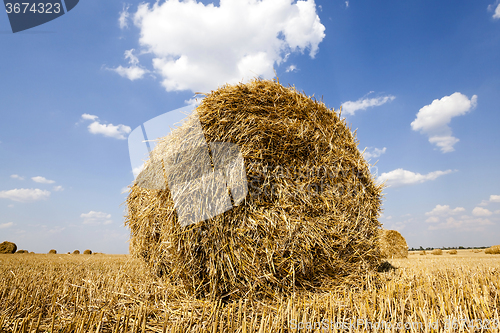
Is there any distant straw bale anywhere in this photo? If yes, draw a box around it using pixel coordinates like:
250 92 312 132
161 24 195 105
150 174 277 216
48 249 57 254
485 245 500 254
379 229 408 259
0 241 17 254
72 250 80 255
448 249 457 255
83 249 92 255
126 78 384 299
431 249 443 255
15 250 28 254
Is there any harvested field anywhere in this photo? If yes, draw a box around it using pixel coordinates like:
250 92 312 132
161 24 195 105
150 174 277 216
1 251 499 332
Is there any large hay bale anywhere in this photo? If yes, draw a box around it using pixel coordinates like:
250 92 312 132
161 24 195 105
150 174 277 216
15 250 28 254
378 229 408 259
485 245 500 254
448 249 457 255
431 249 443 255
83 249 92 255
72 250 80 255
48 249 57 254
126 78 384 299
0 241 17 254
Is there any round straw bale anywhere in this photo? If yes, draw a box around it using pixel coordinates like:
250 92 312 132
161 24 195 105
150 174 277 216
448 249 457 255
431 249 443 255
15 249 28 254
485 245 500 254
126 78 384 299
72 250 80 255
378 229 408 259
48 249 57 254
83 249 92 255
0 241 17 254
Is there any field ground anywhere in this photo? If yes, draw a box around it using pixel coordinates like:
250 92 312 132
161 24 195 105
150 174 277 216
1 250 499 332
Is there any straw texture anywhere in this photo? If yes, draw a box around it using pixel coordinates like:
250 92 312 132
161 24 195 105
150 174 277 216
126 78 384 299
379 229 408 259
0 241 17 254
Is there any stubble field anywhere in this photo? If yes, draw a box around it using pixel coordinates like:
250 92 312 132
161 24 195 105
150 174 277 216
1 250 499 332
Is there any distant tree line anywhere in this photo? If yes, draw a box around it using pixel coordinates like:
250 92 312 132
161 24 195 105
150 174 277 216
408 246 490 251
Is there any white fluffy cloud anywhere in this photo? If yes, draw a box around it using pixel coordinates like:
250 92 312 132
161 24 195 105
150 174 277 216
0 188 51 202
377 168 454 187
124 0 325 92
80 211 113 225
53 185 64 192
362 147 386 160
10 174 24 180
411 92 477 153
341 93 395 116
425 204 465 217
109 49 148 81
32 176 55 184
478 194 500 206
424 204 496 231
81 114 131 140
81 114 98 121
488 2 500 19
427 216 493 231
472 207 493 217
0 222 14 229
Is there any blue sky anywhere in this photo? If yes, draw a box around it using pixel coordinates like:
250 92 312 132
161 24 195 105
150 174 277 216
1 0 499 254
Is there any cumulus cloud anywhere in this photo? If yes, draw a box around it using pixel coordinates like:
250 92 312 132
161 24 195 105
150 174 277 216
362 147 386 160
80 114 131 140
377 168 455 187
478 194 500 206
425 204 495 231
0 188 51 202
472 207 493 217
488 2 500 19
0 222 14 229
10 174 24 180
81 114 98 121
53 185 64 192
119 4 130 29
425 204 465 217
32 176 55 184
428 216 493 231
341 93 395 116
109 49 149 81
81 211 113 225
124 0 325 92
286 65 297 72
411 92 477 153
